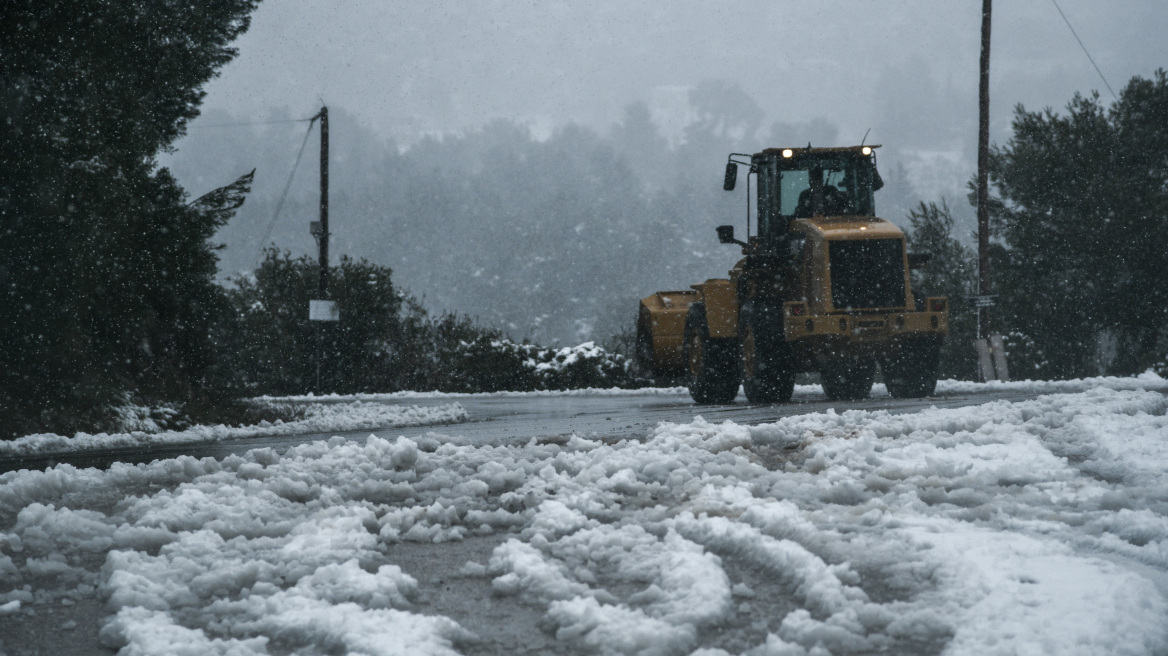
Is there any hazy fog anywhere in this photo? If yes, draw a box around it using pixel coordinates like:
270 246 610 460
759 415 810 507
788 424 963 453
162 0 1167 345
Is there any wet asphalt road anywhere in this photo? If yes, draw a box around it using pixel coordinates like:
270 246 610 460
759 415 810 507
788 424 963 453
0 387 1043 474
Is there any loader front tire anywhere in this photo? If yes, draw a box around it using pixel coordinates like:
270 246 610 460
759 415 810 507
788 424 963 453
740 301 795 404
881 337 941 398
684 304 740 404
821 356 875 401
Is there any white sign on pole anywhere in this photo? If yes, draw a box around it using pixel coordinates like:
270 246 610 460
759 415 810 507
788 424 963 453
989 334 1010 381
309 300 339 321
974 337 996 381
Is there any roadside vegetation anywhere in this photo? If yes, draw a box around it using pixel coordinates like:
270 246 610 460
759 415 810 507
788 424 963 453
3 0 1165 438
213 249 640 399
906 71 1168 381
1 1 262 437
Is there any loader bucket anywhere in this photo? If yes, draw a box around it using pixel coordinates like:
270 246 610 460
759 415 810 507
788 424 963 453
637 290 699 374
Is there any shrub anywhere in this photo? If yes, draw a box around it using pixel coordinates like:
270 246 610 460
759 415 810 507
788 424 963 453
214 250 638 396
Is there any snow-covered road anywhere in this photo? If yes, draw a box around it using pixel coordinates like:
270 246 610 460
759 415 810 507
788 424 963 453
5 375 1161 474
2 376 1168 655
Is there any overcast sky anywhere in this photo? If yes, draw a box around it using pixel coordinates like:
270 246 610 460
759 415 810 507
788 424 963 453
179 0 1165 202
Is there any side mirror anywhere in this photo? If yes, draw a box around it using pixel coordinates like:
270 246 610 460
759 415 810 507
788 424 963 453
723 162 738 191
717 225 747 247
907 252 931 269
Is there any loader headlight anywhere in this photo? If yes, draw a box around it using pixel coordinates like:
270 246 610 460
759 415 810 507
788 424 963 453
782 149 794 158
862 146 872 156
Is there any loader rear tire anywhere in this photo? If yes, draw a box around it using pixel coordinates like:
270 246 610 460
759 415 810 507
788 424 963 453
881 337 941 398
821 357 875 401
684 304 740 404
740 301 795 404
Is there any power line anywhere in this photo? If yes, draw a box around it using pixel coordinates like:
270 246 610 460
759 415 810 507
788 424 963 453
1050 0 1117 101
190 117 318 130
252 116 318 269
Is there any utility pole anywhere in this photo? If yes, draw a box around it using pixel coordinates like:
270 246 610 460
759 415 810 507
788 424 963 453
973 2 1009 381
977 0 992 339
309 106 334 393
318 106 329 302
318 106 328 393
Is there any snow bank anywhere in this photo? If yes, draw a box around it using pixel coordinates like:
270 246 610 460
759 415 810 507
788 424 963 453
254 386 692 403
3 386 1167 654
0 402 467 458
257 370 1168 403
932 369 1168 395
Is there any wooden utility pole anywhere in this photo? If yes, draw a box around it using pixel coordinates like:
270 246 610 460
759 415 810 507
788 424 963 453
305 106 337 392
977 0 992 338
972 1 1009 381
318 106 329 300
315 106 329 393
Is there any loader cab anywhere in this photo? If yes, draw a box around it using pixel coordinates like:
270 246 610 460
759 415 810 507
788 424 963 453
726 146 884 252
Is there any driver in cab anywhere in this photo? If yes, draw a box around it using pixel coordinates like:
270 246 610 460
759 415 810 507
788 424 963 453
794 167 848 217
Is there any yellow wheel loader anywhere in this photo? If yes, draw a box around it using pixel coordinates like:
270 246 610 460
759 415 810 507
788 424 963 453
637 145 948 404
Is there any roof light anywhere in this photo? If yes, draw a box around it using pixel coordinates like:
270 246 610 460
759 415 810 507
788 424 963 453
861 146 872 156
782 149 794 158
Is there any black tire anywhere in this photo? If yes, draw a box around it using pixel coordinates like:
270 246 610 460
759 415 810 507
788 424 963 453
881 337 941 398
821 356 875 401
740 301 795 404
683 304 740 404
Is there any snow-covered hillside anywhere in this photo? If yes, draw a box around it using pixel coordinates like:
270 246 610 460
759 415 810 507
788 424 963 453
2 381 1167 654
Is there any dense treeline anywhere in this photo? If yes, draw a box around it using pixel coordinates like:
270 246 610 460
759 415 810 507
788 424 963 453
216 250 637 398
1 0 261 437
986 71 1168 378
905 71 1168 380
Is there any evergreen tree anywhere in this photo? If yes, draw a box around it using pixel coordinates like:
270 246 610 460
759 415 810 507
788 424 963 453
219 251 416 395
905 201 978 379
0 0 261 436
987 71 1168 377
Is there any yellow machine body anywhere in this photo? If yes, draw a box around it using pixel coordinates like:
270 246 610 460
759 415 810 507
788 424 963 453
637 145 948 386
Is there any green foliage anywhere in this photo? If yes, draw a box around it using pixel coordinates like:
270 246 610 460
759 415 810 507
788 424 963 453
217 251 638 396
0 0 260 437
218 251 410 395
905 201 978 380
987 70 1168 377
424 332 636 393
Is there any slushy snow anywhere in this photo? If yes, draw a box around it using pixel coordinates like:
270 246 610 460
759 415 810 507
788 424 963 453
0 401 468 458
2 378 1167 654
